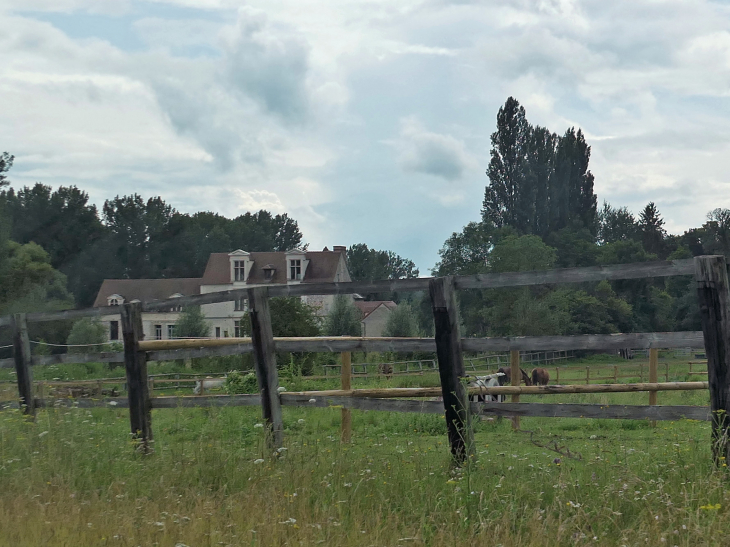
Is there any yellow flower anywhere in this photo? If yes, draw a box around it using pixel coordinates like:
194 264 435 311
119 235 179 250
700 503 721 510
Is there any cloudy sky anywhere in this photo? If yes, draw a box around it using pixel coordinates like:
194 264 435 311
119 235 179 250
3 0 730 273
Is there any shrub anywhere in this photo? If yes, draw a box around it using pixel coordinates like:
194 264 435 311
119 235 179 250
225 370 258 394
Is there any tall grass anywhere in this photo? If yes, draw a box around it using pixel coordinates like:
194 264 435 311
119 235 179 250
1 400 728 546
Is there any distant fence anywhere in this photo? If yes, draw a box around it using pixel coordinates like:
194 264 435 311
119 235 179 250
3 256 729 465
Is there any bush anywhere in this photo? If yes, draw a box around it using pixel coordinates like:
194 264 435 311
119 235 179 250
66 318 108 353
224 370 258 394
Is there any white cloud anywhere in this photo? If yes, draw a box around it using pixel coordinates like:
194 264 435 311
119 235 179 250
396 117 476 181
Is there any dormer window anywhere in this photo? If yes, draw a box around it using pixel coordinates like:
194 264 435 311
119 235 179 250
285 248 308 283
107 294 124 307
263 264 276 281
290 259 302 280
229 250 251 283
234 261 245 281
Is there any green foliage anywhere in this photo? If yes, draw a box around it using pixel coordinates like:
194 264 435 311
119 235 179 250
482 97 597 237
489 234 556 273
324 295 361 336
598 201 638 243
269 297 321 337
383 303 419 338
433 221 497 276
224 370 258 394
66 318 108 353
346 244 419 281
173 307 210 338
0 152 13 187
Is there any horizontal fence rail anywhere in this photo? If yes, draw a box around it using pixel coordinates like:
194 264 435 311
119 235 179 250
1 394 709 422
1 331 706 369
0 259 695 327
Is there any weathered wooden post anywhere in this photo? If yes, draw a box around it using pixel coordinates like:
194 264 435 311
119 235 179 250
649 348 658 427
11 313 35 417
586 366 590 385
695 255 730 465
510 350 520 430
341 351 352 443
120 302 153 452
248 287 283 449
430 276 473 463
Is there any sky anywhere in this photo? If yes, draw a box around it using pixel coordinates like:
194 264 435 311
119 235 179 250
2 0 730 275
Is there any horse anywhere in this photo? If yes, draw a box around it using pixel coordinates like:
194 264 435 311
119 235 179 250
496 366 532 386
377 363 394 379
531 367 550 386
193 377 226 395
468 372 505 403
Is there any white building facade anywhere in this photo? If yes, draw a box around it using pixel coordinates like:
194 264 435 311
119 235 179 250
93 246 352 341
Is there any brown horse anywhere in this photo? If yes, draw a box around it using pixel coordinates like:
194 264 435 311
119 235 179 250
497 366 532 386
378 363 394 379
531 367 550 386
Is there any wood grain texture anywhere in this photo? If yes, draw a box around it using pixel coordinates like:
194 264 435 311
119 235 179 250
694 255 730 464
341 351 352 443
121 302 152 451
430 276 472 462
248 287 283 448
12 314 35 416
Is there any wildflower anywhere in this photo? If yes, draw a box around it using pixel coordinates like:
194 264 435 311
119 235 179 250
298 419 305 424
254 459 265 465
567 501 581 508
254 423 264 428
699 503 721 510
108 401 118 406
277 386 286 393
38 431 48 438
309 398 317 403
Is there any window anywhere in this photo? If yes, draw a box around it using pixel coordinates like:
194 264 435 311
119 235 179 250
234 260 245 281
234 297 247 311
167 325 175 339
109 298 119 306
290 259 301 280
110 321 119 341
223 330 229 338
234 320 243 338
215 327 221 338
154 324 162 340
264 267 274 280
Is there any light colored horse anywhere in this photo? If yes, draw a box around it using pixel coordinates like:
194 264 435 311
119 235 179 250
193 377 226 395
469 372 506 403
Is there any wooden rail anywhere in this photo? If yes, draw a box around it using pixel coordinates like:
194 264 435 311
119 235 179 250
0 259 695 327
1 395 708 422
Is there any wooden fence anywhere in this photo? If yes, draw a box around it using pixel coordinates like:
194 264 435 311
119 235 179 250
1 256 728 464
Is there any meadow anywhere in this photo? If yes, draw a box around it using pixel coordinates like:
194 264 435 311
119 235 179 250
0 355 727 546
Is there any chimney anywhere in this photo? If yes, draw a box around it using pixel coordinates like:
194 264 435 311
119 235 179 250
333 246 346 253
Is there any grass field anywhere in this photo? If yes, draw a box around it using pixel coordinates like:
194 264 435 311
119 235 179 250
1 355 727 546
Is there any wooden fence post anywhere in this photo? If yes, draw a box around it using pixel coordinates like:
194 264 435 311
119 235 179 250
511 350 520 430
614 365 618 382
695 255 730 465
11 313 35 417
248 287 283 449
649 348 658 427
586 366 590 385
120 302 152 452
555 367 559 384
430 276 473 463
341 351 352 443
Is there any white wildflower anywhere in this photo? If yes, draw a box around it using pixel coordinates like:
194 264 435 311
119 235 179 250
298 419 305 424
254 423 264 428
277 386 286 392
254 459 265 465
309 398 317 403
38 431 49 438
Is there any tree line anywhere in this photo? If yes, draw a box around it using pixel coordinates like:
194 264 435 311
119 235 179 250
436 97 730 338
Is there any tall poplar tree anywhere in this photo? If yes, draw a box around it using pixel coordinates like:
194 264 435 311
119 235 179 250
482 97 530 231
